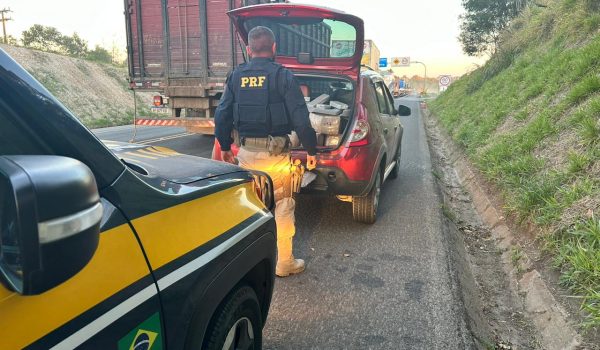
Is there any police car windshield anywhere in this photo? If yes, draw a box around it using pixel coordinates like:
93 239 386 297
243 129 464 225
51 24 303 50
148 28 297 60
243 18 357 58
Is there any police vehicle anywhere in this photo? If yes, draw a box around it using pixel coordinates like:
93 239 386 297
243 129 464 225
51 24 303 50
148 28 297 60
0 47 276 349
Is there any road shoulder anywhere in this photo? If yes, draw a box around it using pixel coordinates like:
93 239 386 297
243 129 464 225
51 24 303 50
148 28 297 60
422 105 577 349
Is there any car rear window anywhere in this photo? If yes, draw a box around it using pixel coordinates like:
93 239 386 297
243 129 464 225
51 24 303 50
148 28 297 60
244 18 357 58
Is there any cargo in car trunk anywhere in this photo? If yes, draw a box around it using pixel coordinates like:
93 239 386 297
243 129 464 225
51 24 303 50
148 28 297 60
294 74 355 151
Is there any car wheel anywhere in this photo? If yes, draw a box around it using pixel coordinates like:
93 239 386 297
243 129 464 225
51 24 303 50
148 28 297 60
200 286 262 350
388 145 401 180
352 170 381 224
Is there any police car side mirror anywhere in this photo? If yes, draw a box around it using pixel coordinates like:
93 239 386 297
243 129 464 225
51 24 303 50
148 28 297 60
0 156 102 295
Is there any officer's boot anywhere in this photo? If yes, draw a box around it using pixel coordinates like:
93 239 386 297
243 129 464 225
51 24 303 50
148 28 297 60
275 237 305 277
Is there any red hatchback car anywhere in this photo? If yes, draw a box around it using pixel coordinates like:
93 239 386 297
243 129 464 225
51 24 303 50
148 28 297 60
214 3 411 223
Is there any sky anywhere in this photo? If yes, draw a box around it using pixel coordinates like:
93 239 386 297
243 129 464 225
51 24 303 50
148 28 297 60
0 0 486 77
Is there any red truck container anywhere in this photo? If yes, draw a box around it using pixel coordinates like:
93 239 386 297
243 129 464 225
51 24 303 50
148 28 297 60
124 0 285 133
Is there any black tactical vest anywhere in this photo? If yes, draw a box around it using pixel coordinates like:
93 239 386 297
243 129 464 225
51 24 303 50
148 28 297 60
232 60 290 137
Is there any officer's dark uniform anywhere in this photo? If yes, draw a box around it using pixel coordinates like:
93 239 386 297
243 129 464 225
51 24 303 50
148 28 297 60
215 57 317 155
215 57 317 277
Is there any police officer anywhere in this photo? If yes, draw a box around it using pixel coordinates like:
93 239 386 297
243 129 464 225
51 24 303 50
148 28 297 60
215 26 317 277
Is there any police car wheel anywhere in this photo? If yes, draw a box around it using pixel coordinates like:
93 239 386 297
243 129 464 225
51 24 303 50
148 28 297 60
352 170 381 224
202 286 262 350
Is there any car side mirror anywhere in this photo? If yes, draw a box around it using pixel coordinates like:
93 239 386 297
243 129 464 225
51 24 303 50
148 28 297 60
396 105 412 116
0 155 102 295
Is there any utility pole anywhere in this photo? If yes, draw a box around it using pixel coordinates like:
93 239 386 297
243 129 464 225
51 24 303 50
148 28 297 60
411 61 427 95
0 8 13 44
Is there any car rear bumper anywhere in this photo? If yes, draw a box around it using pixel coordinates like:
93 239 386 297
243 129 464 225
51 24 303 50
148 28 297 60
295 143 381 196
302 166 372 196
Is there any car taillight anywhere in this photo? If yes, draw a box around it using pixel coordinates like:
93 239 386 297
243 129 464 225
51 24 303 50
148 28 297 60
349 104 369 147
153 95 163 107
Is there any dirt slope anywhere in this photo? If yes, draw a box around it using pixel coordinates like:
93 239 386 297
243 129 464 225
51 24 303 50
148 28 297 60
1 44 154 128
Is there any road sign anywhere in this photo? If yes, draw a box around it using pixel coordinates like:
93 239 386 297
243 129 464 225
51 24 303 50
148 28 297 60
379 57 388 67
439 75 451 86
391 57 410 67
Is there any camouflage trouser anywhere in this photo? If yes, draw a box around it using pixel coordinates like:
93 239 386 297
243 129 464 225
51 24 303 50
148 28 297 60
237 147 295 240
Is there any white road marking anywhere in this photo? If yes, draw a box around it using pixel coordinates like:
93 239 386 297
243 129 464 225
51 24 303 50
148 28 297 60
136 132 196 145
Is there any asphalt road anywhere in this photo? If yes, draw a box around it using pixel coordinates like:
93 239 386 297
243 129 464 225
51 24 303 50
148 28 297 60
262 97 472 349
92 124 216 159
94 98 473 349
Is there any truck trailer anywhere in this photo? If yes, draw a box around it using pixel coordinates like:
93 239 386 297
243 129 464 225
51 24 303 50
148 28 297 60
360 39 380 71
124 0 285 134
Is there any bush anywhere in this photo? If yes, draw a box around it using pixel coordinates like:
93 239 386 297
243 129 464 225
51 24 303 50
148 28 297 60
87 45 113 64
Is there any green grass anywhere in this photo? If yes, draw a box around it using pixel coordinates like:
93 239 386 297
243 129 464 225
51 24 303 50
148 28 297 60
430 0 600 328
83 112 134 129
579 117 600 145
552 216 600 328
511 246 524 264
567 152 591 174
566 76 600 106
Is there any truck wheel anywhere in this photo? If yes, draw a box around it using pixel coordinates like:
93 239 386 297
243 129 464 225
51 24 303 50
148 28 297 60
388 145 401 180
352 170 381 224
200 286 262 350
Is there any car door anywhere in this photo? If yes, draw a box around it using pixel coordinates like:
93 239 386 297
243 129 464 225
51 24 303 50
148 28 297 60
0 71 164 350
373 79 397 165
382 82 402 158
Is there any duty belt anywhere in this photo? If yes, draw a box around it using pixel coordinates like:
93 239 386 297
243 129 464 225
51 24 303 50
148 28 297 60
241 135 290 156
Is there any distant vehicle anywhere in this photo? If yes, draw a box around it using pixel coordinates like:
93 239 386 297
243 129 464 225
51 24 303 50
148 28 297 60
0 47 276 349
125 0 331 135
390 77 409 97
213 3 412 224
361 39 380 71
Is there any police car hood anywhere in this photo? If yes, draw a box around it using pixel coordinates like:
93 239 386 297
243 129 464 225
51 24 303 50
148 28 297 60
102 140 243 184
228 3 364 79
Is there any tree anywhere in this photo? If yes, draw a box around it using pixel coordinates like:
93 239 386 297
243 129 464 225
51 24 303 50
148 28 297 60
21 24 63 52
61 33 88 57
87 45 112 63
5 35 18 46
458 0 530 56
21 25 89 57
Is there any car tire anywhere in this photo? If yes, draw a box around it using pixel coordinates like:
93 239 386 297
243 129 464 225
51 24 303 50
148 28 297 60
352 170 381 224
200 286 262 350
388 145 401 180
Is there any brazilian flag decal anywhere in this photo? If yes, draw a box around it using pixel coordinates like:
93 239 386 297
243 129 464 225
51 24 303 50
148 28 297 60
118 312 163 350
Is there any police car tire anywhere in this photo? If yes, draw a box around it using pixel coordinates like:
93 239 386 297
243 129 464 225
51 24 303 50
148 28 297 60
201 285 262 350
352 170 381 224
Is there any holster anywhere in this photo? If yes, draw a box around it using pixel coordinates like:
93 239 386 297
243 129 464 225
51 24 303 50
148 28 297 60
290 159 305 194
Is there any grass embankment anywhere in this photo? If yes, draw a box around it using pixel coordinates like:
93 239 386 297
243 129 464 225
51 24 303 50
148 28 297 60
430 0 600 328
